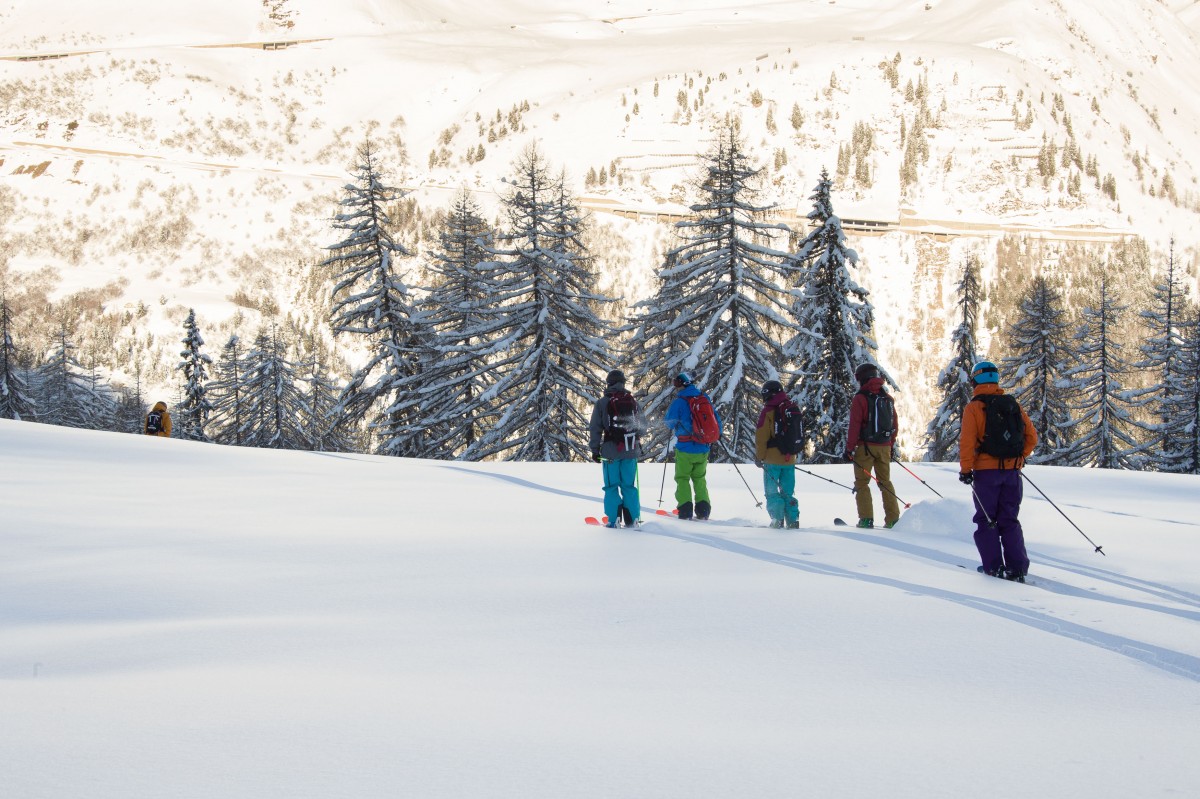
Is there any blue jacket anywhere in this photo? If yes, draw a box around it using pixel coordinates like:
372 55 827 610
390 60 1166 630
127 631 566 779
664 385 722 454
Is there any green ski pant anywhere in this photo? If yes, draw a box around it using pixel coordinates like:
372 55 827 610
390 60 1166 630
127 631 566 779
674 450 711 506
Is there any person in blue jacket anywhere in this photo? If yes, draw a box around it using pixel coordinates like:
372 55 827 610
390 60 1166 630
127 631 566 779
663 372 722 520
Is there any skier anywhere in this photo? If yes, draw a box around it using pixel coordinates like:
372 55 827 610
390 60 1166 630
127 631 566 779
958 360 1038 581
844 363 900 529
755 380 799 528
663 372 721 520
589 369 644 528
144 401 172 437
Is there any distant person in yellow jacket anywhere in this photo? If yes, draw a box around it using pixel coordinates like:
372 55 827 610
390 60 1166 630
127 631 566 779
144 401 171 437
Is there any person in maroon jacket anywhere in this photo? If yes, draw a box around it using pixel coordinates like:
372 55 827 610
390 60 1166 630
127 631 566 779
843 363 899 529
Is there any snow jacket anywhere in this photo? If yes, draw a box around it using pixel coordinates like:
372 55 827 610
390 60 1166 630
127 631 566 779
145 401 171 437
664 384 722 455
755 391 796 466
846 376 896 452
588 382 644 461
958 383 1037 472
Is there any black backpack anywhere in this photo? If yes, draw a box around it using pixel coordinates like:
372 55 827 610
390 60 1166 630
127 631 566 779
977 394 1026 460
603 390 640 453
769 400 805 456
145 410 164 435
860 389 895 444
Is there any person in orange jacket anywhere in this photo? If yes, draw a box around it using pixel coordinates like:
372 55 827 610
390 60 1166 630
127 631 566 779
958 360 1038 581
144 401 172 437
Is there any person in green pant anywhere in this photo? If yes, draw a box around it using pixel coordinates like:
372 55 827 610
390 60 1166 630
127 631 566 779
663 372 722 520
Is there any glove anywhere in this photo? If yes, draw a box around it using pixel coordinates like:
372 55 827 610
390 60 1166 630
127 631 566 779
754 458 763 469
591 450 602 463
959 471 974 485
844 450 855 463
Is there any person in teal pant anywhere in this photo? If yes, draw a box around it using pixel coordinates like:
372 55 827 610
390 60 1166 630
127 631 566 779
755 380 800 528
663 372 722 520
588 369 644 528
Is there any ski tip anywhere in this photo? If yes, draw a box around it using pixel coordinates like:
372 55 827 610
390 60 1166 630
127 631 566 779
833 518 847 526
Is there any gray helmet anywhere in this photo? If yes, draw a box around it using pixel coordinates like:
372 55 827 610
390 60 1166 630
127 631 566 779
606 369 626 387
855 363 879 384
761 379 784 399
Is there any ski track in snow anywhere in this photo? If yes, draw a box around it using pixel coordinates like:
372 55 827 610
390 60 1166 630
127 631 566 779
636 519 1200 682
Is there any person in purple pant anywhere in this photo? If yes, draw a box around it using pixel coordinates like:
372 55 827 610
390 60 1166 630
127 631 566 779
957 360 1038 581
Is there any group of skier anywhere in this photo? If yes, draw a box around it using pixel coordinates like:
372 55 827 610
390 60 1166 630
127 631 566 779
588 359 1038 581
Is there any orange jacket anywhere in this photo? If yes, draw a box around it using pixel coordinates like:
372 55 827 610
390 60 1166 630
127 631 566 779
959 383 1036 472
145 401 172 437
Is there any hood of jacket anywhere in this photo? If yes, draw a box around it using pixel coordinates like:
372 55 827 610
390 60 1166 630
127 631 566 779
152 401 168 412
860 376 886 394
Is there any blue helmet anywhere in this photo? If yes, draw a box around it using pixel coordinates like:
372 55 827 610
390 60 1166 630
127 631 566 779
971 360 999 384
674 372 694 387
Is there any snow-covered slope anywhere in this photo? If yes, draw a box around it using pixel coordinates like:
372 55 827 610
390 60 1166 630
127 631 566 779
2 0 1199 435
2 419 1199 797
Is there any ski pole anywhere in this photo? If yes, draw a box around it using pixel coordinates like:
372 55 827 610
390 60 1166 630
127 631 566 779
794 465 857 493
969 483 997 528
658 442 670 506
891 453 944 498
731 460 763 507
1020 471 1106 556
864 466 911 509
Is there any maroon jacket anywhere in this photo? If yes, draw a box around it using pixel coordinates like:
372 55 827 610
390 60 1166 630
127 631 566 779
846 376 897 451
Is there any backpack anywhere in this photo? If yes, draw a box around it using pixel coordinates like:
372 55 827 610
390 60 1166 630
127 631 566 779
859 389 895 444
145 410 164 435
768 400 804 456
603 390 640 453
977 394 1026 460
680 394 720 445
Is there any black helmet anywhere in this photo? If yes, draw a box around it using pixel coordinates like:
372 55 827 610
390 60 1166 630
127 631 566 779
606 369 626 387
761 379 784 399
855 363 879 384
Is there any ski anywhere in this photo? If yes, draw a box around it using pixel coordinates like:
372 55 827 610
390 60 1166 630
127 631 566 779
584 516 608 526
833 517 848 526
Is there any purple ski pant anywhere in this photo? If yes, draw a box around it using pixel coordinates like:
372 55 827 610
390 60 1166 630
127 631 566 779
971 469 1030 575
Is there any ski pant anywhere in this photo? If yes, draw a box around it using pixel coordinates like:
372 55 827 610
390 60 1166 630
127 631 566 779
673 450 710 507
971 468 1030 575
852 443 900 525
602 458 640 522
763 463 798 523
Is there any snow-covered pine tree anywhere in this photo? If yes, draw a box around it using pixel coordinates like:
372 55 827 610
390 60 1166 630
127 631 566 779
1169 309 1200 474
175 308 213 442
322 139 425 456
785 168 878 462
207 334 248 445
299 337 354 452
1001 275 1073 462
1056 271 1148 469
391 188 501 458
1135 240 1192 471
112 359 147 434
630 126 794 462
35 323 113 430
460 144 614 462
0 297 36 421
923 256 982 461
239 326 310 450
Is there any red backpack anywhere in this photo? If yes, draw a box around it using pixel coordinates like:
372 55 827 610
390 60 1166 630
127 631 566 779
680 394 720 445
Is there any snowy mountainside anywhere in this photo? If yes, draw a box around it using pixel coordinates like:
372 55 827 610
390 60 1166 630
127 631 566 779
1 0 1199 443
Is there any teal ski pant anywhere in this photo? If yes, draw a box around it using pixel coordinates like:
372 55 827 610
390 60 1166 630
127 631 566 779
602 458 640 521
763 463 798 522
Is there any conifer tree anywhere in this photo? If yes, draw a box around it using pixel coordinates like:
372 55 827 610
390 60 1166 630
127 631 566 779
35 323 112 430
299 337 354 452
392 189 500 458
630 126 795 461
461 144 614 461
1169 310 1200 474
1136 241 1191 470
1057 272 1148 468
1001 275 1073 461
0 297 36 421
322 139 424 456
175 308 213 442
785 168 879 462
208 334 248 445
239 327 310 450
924 256 981 461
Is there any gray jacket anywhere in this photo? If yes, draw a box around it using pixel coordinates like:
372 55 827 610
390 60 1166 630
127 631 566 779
588 382 645 461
